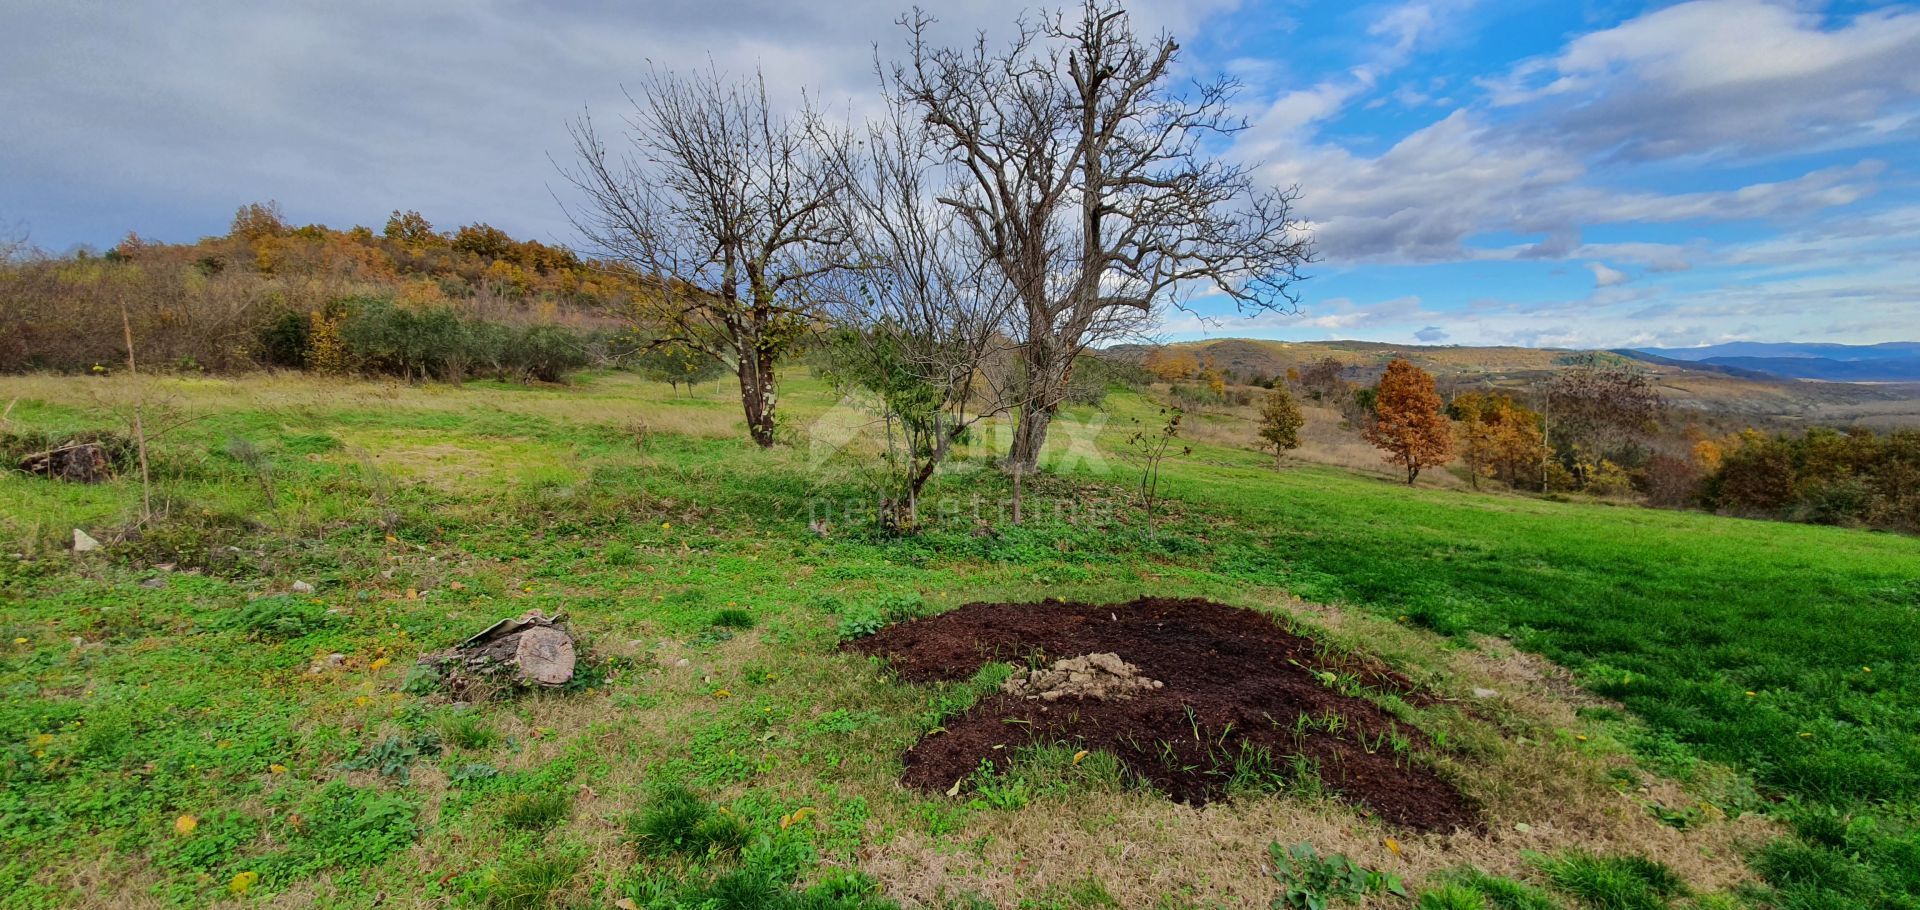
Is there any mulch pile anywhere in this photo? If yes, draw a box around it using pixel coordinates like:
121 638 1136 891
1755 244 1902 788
847 597 1477 833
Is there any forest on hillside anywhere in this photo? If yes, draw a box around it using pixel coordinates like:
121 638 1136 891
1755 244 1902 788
0 203 651 381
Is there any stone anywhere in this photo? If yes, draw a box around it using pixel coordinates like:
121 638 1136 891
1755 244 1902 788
1471 687 1499 699
140 576 166 589
1002 652 1161 702
290 580 315 594
72 529 100 552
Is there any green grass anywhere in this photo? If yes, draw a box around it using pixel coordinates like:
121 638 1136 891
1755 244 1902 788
1 371 1917 907
1534 850 1685 910
626 784 748 858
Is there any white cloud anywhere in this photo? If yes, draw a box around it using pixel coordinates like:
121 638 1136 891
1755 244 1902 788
1587 262 1629 288
1480 0 1920 160
0 0 1241 246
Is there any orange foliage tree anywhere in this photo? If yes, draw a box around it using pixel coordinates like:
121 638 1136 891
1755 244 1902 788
1364 358 1453 484
1450 390 1544 490
1144 348 1199 381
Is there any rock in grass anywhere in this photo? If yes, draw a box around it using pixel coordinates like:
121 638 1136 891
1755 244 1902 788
291 580 315 594
72 529 100 552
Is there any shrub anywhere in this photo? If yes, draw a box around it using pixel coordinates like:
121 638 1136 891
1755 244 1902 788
256 310 310 368
510 323 590 383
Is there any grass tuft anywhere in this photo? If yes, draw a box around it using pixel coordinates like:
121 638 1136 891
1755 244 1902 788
1534 850 1684 910
500 790 573 833
481 849 582 910
712 607 757 629
625 784 746 857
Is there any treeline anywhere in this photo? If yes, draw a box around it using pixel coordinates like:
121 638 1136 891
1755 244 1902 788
1167 350 1919 534
0 202 647 380
1701 427 1920 529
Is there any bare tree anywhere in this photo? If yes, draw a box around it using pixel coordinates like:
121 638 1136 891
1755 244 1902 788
891 1 1314 473
1544 355 1666 484
561 66 852 447
818 97 1021 531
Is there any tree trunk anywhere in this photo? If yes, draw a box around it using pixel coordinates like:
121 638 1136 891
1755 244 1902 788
1009 401 1056 474
1407 463 1420 485
737 347 778 448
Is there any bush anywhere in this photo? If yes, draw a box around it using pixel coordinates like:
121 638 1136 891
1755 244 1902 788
510 323 590 383
256 310 311 368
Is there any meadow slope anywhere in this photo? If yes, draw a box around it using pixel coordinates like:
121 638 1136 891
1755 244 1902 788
1 371 1915 909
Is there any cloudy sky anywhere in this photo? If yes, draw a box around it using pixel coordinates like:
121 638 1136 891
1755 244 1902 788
3 0 1917 349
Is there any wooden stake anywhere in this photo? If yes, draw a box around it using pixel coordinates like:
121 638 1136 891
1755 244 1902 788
119 304 153 524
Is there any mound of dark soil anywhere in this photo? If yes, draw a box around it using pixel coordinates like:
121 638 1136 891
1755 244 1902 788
847 597 1477 833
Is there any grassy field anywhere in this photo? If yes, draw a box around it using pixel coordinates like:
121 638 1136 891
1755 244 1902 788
1 370 1916 910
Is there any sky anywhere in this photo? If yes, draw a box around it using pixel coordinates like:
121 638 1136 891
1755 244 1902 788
2 0 1917 349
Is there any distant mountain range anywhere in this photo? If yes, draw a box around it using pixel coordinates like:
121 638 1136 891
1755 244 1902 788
1631 342 1920 382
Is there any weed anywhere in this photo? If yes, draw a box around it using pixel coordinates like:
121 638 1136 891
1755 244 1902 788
256 782 419 882
211 594 335 640
1419 883 1489 910
835 606 887 641
1268 841 1407 910
439 710 499 750
1435 868 1562 910
335 731 443 784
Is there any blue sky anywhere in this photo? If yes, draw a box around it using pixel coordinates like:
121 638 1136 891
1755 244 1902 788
3 0 1917 348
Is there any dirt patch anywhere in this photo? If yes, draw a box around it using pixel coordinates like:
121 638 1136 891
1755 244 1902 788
848 597 1478 833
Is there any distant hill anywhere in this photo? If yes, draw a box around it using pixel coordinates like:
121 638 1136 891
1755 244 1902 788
1632 342 1920 382
1636 342 1920 362
1109 337 1920 430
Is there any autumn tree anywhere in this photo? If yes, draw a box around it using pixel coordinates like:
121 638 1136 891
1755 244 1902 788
1257 385 1303 466
1199 359 1227 396
563 65 851 447
892 2 1313 475
1364 358 1452 484
1449 390 1544 490
1144 348 1199 381
383 210 438 249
